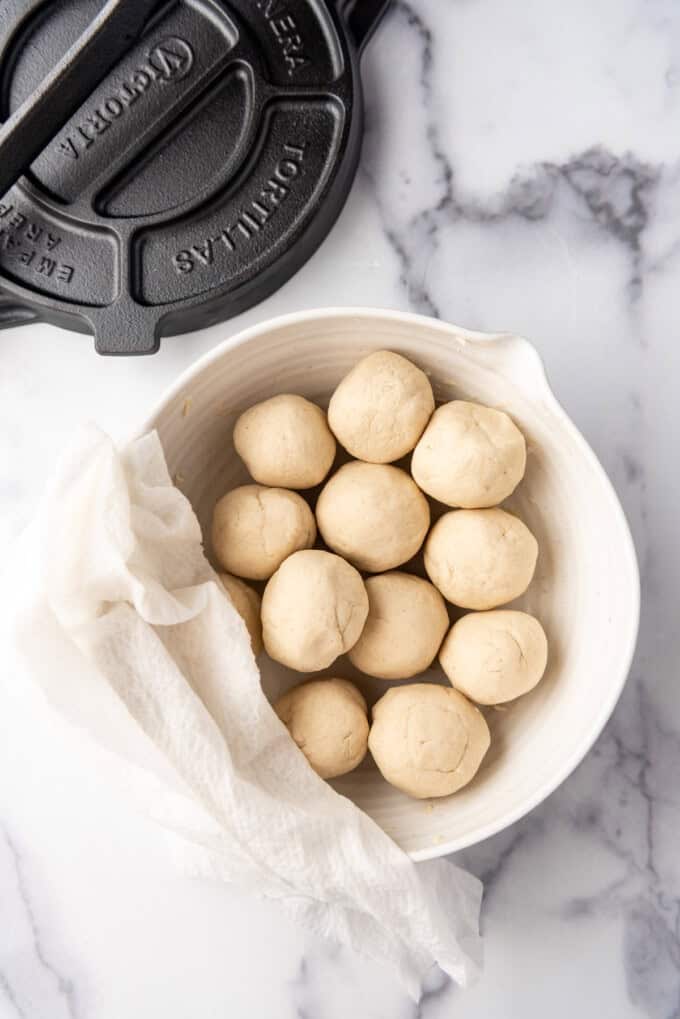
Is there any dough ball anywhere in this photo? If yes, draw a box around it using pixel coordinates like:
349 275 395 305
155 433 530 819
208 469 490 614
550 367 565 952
316 462 430 572
262 550 369 672
439 610 548 705
328 350 435 463
234 394 336 489
368 684 490 799
212 484 316 581
424 508 538 610
348 572 449 680
218 573 263 656
412 400 527 508
275 678 369 779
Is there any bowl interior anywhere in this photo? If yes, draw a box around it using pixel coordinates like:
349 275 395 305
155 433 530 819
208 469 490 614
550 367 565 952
144 310 639 859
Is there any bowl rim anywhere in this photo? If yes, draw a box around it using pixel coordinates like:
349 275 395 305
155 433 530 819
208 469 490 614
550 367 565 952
139 306 641 862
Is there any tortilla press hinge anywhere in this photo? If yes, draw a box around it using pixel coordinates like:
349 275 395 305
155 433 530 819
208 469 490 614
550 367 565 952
335 0 392 52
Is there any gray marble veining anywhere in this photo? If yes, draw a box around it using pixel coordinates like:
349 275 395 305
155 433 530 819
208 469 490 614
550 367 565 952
0 825 78 1019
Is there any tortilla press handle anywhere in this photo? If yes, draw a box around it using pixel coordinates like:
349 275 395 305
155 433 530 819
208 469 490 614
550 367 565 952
0 294 38 330
0 0 159 202
336 0 392 54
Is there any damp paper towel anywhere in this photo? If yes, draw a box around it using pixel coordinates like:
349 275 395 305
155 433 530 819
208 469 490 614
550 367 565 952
3 426 483 997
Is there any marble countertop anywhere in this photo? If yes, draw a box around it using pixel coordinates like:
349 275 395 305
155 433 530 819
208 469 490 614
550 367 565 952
1 1 678 1016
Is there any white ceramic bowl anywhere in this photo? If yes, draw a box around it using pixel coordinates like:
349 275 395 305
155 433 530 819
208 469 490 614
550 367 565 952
140 308 640 861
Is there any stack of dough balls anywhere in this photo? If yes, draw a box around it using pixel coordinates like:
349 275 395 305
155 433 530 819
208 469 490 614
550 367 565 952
209 350 549 801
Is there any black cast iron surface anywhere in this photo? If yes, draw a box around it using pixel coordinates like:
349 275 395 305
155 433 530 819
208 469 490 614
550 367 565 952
0 0 390 354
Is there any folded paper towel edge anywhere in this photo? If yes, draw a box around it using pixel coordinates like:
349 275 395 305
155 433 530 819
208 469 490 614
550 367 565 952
2 423 484 999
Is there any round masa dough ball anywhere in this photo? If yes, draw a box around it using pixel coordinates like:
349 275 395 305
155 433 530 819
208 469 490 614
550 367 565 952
348 572 449 680
368 683 490 799
212 484 316 581
219 573 263 656
328 350 434 463
262 550 369 672
424 508 538 610
317 462 430 572
275 678 369 779
440 610 548 705
234 394 336 489
412 400 527 508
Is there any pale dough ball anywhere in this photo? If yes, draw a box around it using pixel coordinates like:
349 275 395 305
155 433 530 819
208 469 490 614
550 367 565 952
274 678 369 779
424 508 538 610
439 610 548 705
317 462 430 572
348 572 449 680
368 683 490 799
328 350 435 463
412 400 527 508
218 573 263 656
234 394 336 489
262 550 369 672
212 484 316 581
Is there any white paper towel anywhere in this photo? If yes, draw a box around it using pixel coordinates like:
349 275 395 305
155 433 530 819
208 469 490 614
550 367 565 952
2 426 483 997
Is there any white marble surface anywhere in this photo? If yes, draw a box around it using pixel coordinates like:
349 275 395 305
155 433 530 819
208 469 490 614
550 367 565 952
1 0 679 1015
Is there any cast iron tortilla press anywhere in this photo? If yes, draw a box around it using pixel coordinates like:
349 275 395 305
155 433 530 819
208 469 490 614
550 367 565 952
0 0 390 354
